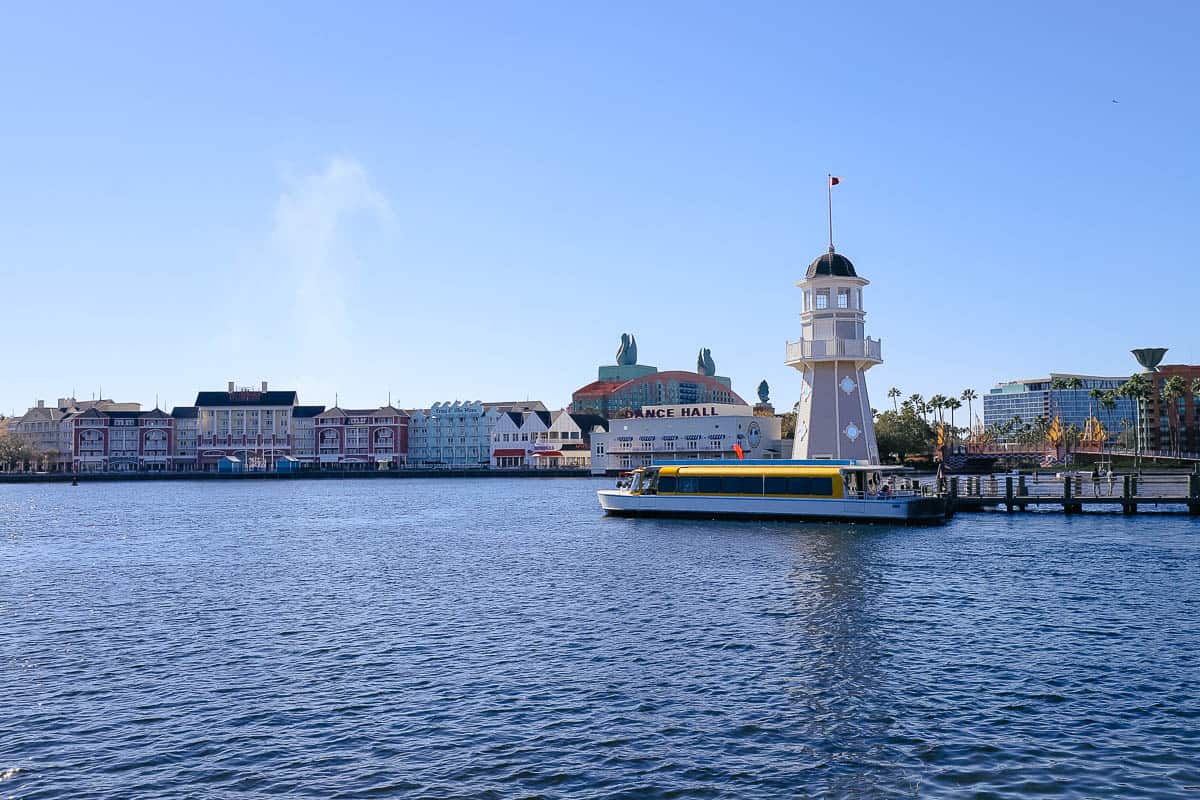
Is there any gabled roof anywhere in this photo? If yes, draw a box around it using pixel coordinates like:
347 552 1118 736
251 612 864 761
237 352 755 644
531 410 552 427
483 400 548 412
316 405 404 420
568 413 608 433
171 407 198 419
194 390 298 407
17 406 63 422
506 411 524 426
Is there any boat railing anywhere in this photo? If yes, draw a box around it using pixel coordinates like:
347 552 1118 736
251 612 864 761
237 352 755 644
846 488 921 500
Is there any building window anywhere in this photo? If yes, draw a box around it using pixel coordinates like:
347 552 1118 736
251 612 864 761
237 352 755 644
837 288 850 308
815 290 829 309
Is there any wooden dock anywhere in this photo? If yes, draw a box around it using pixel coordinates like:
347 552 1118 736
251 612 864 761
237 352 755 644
943 473 1200 515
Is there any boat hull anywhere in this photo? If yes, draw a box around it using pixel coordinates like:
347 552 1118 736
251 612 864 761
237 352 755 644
597 490 948 523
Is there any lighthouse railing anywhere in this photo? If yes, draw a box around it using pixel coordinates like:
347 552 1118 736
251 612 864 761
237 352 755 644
785 337 882 362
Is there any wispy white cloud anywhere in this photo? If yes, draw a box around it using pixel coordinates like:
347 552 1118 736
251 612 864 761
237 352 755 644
222 156 393 404
272 156 393 347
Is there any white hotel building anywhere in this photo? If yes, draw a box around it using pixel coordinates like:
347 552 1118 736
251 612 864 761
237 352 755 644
490 410 607 469
408 400 547 468
588 403 785 475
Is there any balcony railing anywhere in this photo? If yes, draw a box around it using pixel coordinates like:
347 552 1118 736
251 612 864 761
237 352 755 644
785 337 882 363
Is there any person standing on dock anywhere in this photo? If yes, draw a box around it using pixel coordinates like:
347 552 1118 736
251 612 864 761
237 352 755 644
1106 467 1115 496
1091 466 1100 496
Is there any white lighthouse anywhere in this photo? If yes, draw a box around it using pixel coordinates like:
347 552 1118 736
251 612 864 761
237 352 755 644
785 244 882 463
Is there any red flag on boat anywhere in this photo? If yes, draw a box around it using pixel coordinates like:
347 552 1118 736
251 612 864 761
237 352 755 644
733 443 745 460
829 176 841 186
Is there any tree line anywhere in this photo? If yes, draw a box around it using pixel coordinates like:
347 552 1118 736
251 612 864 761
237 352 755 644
870 374 1200 463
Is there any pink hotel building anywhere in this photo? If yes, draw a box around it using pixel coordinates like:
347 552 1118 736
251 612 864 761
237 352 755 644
60 382 409 472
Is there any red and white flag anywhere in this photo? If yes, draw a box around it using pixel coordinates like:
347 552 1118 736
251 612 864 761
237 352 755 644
829 176 841 186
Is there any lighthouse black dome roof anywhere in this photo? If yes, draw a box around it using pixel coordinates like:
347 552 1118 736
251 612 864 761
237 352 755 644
806 250 857 279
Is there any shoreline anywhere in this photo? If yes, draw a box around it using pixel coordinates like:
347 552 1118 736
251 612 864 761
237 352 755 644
0 469 594 484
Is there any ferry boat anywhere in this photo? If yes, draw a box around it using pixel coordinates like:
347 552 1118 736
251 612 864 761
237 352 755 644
597 460 949 523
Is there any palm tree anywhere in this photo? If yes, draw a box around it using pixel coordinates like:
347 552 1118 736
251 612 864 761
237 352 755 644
946 398 963 440
960 388 978 438
929 394 947 425
1064 422 1082 453
1118 373 1152 461
1066 376 1084 390
908 394 925 423
1088 387 1104 415
1161 375 1187 456
888 387 901 413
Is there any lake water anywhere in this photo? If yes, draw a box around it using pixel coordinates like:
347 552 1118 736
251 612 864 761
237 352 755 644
1 478 1198 798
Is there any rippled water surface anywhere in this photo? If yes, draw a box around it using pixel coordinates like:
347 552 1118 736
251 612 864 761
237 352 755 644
2 478 1198 798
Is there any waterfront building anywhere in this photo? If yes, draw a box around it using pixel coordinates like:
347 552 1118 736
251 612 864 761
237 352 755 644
787 248 882 462
170 407 198 470
194 381 313 470
589 403 784 475
490 409 606 468
290 405 325 465
408 400 546 468
10 397 142 470
11 401 63 460
314 405 409 469
570 334 744 417
982 374 1134 441
1140 363 1200 455
67 407 174 472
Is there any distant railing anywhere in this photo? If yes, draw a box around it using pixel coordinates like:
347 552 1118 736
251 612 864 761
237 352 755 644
785 337 882 362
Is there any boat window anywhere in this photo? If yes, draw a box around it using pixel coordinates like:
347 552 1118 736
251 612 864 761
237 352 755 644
698 476 722 493
761 476 836 495
739 476 763 494
787 477 812 494
678 477 699 493
720 476 741 493
658 475 677 493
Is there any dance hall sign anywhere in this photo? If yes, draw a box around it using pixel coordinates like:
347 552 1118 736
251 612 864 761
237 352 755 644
632 403 749 419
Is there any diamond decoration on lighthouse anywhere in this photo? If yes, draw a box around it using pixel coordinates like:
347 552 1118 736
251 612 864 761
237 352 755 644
844 422 861 441
840 376 857 395
798 421 808 441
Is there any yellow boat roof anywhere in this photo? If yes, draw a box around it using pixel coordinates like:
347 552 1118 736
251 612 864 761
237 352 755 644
659 464 845 477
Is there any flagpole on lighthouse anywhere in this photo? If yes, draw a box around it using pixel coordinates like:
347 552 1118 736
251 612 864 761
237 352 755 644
827 173 835 254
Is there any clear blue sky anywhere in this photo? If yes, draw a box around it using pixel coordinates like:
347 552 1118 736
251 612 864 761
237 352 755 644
3 2 1198 420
